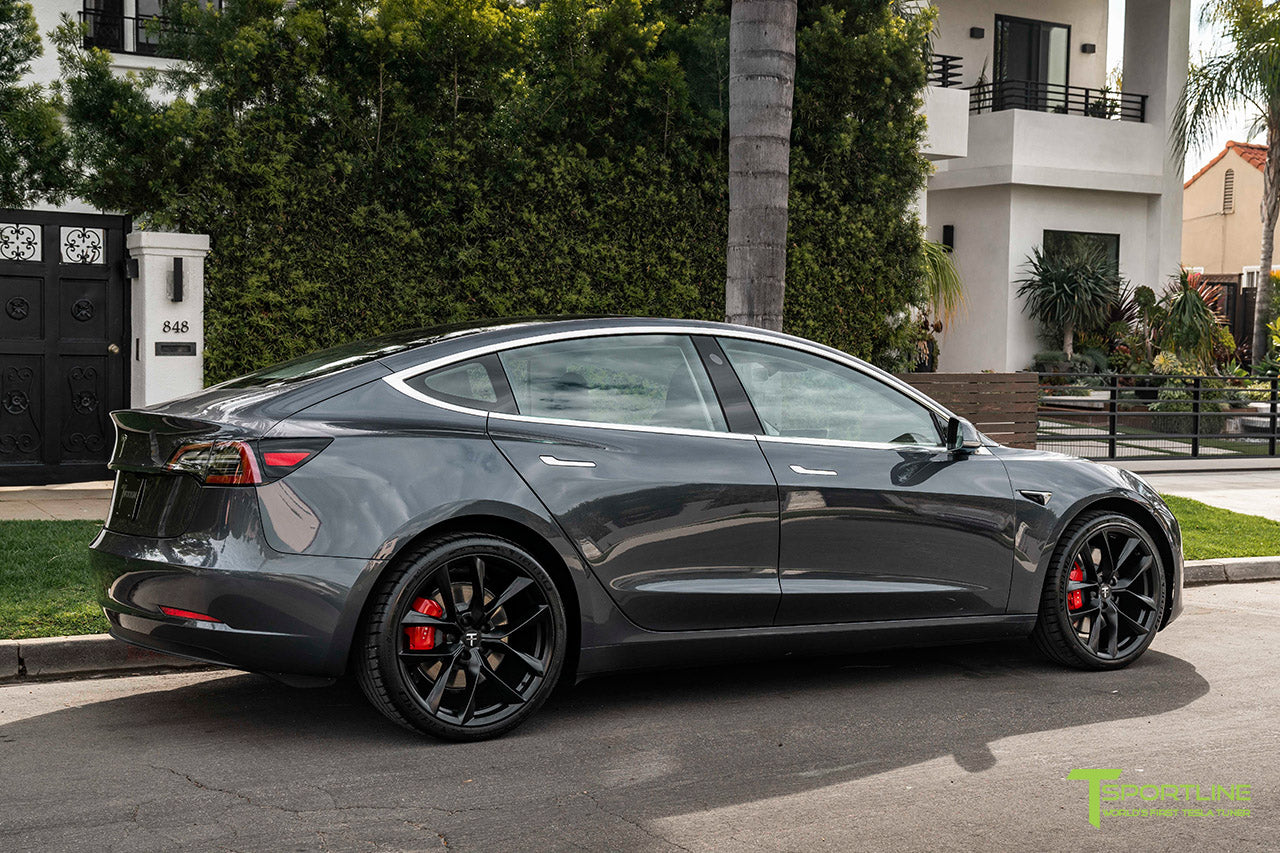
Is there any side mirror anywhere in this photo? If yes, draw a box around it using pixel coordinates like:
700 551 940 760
945 416 983 453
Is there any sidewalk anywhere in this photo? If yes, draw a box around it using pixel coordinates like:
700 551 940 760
1141 470 1280 522
0 481 112 521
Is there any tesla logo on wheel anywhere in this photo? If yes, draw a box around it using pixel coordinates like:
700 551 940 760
463 631 480 648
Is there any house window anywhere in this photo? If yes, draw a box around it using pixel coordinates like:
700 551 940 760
81 0 222 56
1223 169 1235 214
1043 230 1120 273
994 15 1071 112
82 0 124 53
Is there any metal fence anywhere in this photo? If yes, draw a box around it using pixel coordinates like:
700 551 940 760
969 79 1147 122
928 54 963 88
1037 372 1280 460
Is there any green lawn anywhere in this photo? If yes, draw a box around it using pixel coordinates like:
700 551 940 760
1160 494 1280 561
0 520 108 640
0 497 1278 640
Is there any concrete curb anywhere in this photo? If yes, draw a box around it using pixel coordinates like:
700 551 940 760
1184 556 1280 586
0 634 212 683
1 559 1277 683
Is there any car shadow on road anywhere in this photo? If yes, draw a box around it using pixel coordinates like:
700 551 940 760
0 638 1209 832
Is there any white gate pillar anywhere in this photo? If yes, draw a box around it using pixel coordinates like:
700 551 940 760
125 230 210 407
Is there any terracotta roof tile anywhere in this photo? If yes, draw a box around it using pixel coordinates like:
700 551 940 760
1185 141 1267 189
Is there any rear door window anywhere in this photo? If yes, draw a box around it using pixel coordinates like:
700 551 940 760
497 335 728 432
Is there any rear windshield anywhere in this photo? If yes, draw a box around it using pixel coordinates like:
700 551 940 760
215 321 507 389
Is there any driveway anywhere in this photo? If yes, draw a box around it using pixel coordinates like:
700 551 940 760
1 582 1276 852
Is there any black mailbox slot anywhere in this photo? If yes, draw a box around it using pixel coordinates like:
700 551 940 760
155 341 197 356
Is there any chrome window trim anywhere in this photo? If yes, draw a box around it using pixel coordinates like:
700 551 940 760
381 324 957 445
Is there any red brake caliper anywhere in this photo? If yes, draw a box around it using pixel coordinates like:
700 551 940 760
406 598 444 650
1067 561 1084 611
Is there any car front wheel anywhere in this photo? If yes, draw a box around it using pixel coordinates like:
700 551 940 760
1032 511 1166 670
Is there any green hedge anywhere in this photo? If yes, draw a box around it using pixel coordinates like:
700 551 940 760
54 0 932 383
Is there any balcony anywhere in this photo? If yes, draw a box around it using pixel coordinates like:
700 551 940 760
80 10 176 57
968 79 1148 123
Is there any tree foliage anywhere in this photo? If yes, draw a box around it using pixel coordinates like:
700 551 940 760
0 0 71 207
49 0 931 382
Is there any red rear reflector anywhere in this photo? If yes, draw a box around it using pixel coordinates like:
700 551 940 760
263 450 312 468
160 606 222 623
405 598 444 650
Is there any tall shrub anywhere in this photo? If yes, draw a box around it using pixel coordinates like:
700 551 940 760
52 0 932 382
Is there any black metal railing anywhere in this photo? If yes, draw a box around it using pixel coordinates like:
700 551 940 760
970 79 1147 122
80 10 174 56
1037 373 1280 460
928 53 963 88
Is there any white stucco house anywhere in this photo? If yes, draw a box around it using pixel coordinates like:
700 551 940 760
921 0 1190 373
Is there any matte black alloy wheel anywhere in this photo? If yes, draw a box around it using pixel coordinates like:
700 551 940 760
357 534 567 740
1032 511 1166 670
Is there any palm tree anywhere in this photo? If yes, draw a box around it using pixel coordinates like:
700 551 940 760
1173 0 1280 363
725 0 797 331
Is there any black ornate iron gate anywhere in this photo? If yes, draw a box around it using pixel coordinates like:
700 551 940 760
0 210 129 485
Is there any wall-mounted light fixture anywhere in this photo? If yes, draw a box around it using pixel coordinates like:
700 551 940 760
125 257 139 279
170 257 184 302
1081 43 1097 54
969 26 985 39
942 225 955 251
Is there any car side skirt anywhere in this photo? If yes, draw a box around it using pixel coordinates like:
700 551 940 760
575 614 1039 680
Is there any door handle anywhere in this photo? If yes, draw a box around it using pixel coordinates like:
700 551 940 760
539 455 596 468
789 464 837 477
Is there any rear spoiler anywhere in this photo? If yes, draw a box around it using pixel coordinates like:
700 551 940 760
108 411 258 474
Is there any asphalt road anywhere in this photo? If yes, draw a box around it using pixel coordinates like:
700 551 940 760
2 583 1277 853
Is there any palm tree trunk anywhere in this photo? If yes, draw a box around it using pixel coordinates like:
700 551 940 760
1063 319 1075 360
725 0 796 331
1254 114 1280 362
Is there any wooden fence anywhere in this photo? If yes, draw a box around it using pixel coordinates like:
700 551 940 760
897 372 1038 449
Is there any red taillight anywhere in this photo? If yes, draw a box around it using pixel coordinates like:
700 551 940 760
160 606 222 623
167 440 261 485
405 598 444 650
262 450 312 468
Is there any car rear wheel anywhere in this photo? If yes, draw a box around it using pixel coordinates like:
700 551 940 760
1031 511 1166 670
355 533 567 740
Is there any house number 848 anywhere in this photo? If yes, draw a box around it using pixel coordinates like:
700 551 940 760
162 320 190 334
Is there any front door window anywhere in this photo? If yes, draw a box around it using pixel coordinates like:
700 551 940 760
717 338 941 446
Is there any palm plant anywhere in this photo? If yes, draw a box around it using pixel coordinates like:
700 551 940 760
1161 269 1220 368
1017 243 1121 358
1173 0 1280 362
921 239 965 325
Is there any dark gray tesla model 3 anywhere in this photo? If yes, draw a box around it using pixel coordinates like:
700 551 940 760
91 317 1183 739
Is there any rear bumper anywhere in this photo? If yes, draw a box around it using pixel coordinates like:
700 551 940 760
91 524 382 678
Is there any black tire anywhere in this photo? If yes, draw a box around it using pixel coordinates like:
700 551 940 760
1031 511 1166 670
356 533 568 740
